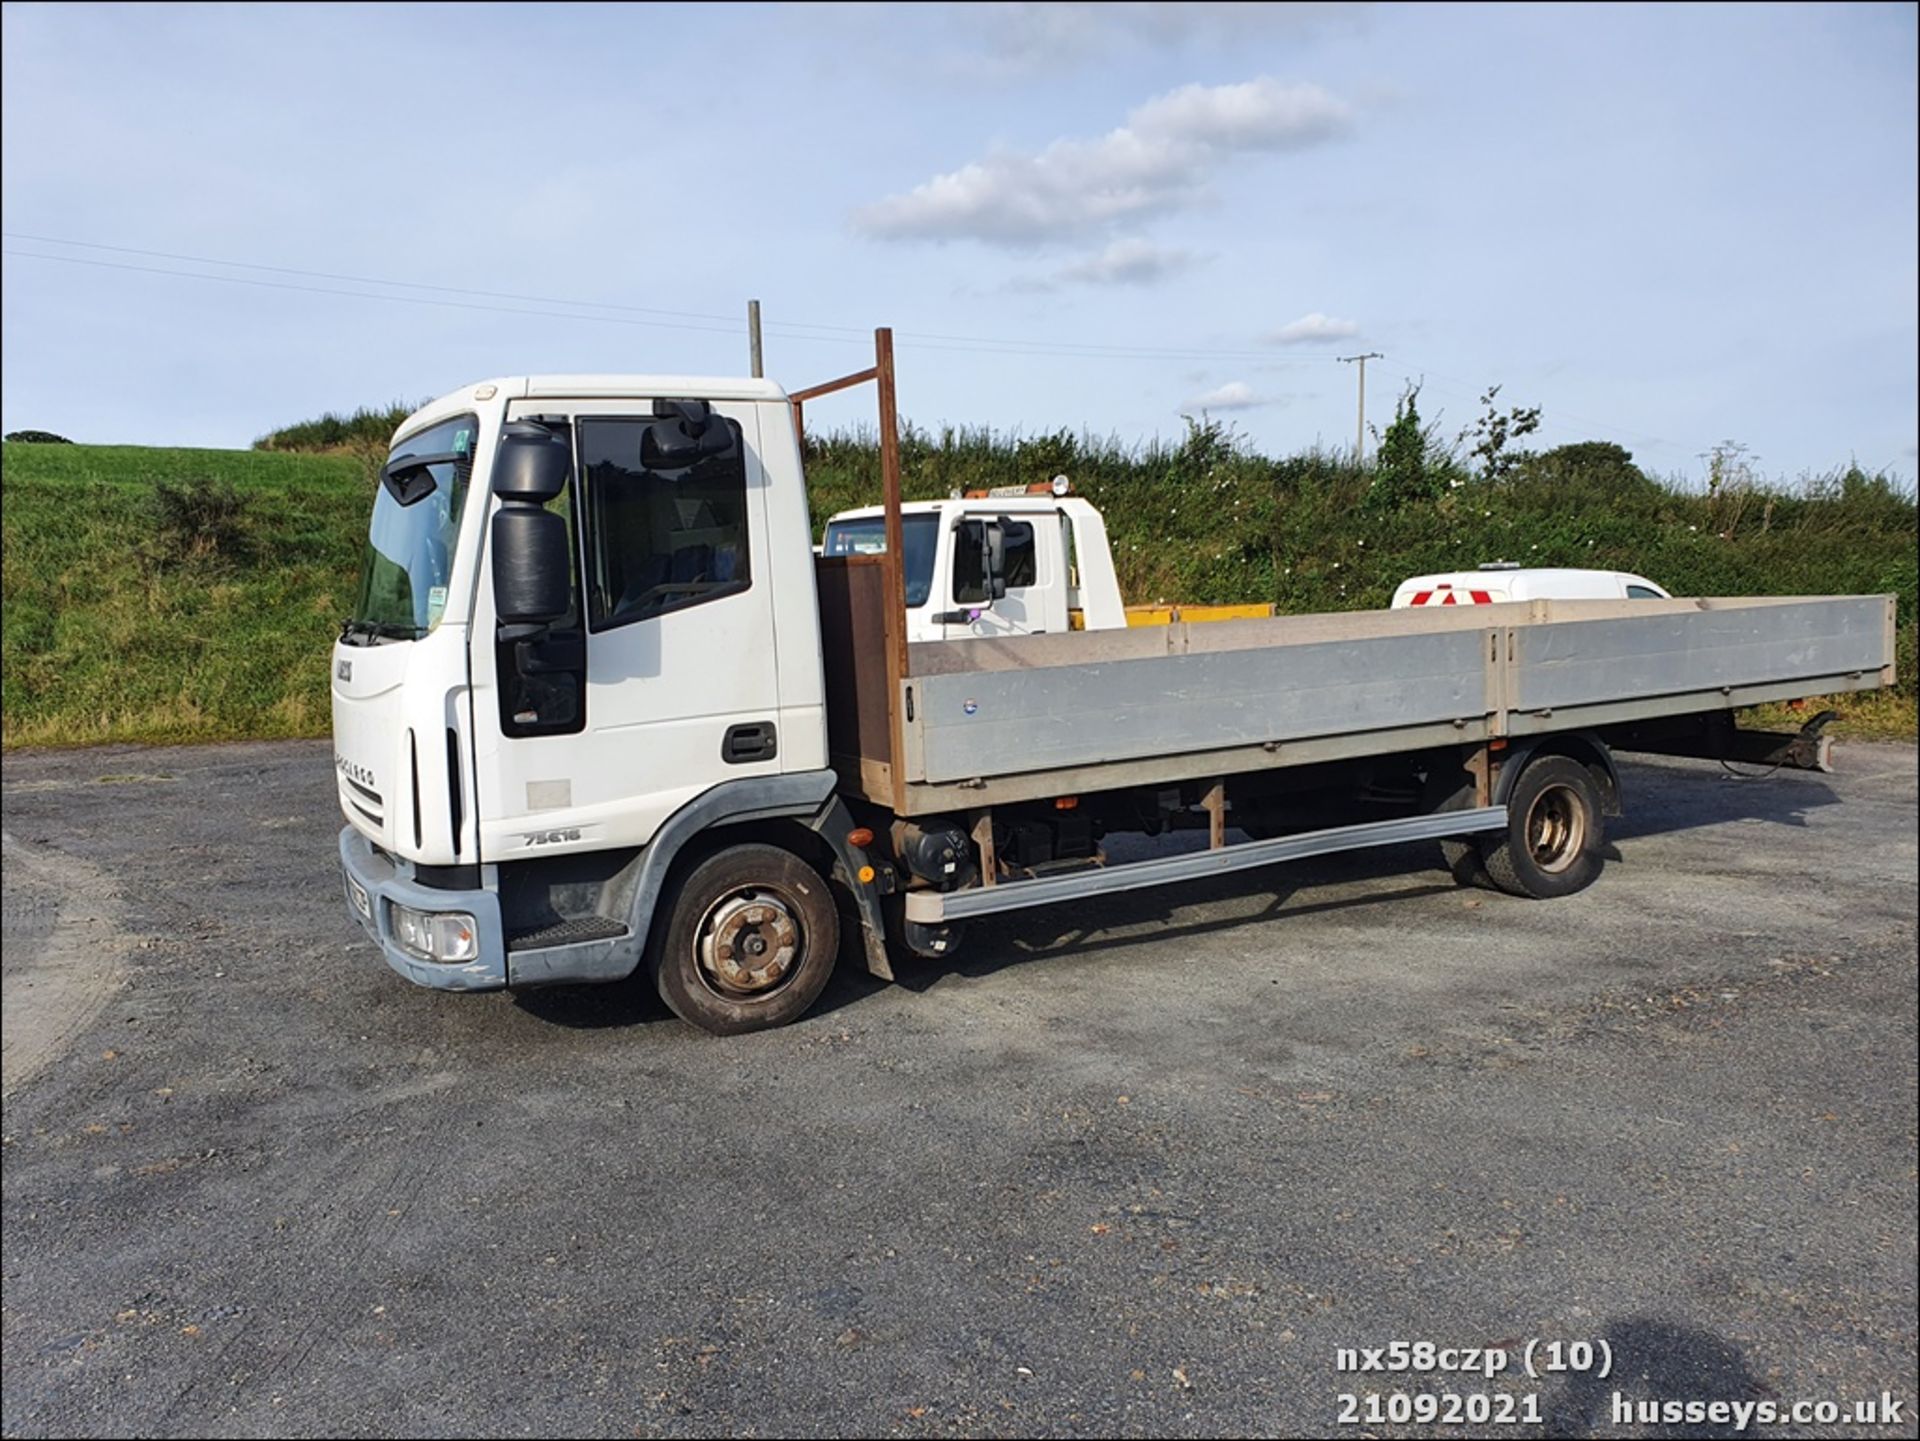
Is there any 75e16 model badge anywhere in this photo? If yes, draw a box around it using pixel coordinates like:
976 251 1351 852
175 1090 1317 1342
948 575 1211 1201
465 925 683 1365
334 753 374 788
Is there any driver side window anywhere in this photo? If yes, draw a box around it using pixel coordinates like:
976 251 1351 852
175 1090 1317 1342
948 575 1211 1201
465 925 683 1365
578 416 751 629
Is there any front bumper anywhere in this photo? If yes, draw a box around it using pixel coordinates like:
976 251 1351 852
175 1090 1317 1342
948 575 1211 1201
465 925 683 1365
338 826 506 991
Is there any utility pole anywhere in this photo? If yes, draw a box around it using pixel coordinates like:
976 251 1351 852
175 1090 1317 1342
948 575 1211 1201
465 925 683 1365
747 299 764 378
1338 352 1383 462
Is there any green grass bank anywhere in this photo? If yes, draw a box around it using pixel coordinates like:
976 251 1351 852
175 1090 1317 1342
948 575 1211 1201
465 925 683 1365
3 425 1913 749
3 443 368 747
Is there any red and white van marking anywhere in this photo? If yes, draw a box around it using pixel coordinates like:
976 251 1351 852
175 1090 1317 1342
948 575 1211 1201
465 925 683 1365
1408 585 1495 606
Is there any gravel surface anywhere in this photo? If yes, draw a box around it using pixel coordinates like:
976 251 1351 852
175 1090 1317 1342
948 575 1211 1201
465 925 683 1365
2 739 1914 1438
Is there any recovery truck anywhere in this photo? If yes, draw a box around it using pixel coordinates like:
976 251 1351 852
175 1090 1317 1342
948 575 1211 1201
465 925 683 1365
332 330 1898 1034
821 485 1272 641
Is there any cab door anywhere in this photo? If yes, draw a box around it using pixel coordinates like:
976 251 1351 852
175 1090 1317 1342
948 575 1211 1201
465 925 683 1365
470 399 782 860
943 515 1069 639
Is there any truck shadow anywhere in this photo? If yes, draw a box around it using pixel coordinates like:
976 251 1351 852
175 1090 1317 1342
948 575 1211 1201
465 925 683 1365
875 842 1462 998
1536 1315 1775 1438
511 973 673 1028
515 766 1844 1027
866 759 1846 1005
1608 760 1840 840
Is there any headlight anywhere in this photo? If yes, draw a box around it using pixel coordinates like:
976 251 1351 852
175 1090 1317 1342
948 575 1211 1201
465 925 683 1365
388 903 479 963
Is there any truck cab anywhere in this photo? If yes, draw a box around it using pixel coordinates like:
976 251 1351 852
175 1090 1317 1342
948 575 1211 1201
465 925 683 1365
332 376 846 1013
820 488 1126 642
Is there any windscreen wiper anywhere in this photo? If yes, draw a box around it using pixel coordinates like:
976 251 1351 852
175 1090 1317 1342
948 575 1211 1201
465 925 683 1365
339 618 425 644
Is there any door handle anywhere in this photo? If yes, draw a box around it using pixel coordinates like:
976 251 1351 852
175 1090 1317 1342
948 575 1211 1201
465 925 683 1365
722 722 778 764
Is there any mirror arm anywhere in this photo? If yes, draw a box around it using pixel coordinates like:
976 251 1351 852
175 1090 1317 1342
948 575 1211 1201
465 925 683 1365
515 630 585 675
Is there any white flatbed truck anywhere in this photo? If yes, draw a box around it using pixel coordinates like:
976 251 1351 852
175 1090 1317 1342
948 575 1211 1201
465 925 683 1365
332 330 1898 1033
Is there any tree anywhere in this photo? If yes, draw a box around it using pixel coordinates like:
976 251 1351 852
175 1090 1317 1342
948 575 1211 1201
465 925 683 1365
1364 384 1438 510
1460 385 1540 481
4 429 72 444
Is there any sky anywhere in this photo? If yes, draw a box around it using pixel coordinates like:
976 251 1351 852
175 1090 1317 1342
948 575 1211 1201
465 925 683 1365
2 1 1915 483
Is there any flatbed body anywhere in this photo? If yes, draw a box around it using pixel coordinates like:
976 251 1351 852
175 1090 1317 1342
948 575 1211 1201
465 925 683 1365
818 560 1894 815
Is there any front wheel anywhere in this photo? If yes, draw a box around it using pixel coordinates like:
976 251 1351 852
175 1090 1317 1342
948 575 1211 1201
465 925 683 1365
649 843 839 1034
1481 756 1605 899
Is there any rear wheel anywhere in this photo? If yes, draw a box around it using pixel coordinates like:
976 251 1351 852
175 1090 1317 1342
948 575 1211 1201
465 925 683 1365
1481 756 1605 899
649 844 839 1035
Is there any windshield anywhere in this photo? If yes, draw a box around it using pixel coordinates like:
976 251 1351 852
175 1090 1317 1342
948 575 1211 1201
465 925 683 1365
349 414 478 637
821 514 939 607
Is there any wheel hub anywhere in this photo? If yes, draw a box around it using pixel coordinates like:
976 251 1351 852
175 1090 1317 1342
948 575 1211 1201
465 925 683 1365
698 891 801 995
1526 784 1587 874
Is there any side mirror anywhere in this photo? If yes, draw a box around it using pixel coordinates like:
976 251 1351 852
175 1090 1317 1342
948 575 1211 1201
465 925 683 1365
491 509 570 627
641 399 735 471
381 450 462 506
951 519 993 609
986 518 1010 600
491 422 571 501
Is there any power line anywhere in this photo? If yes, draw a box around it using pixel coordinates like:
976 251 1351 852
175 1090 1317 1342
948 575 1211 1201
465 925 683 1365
0 229 818 330
1 232 1708 455
1 249 757 338
3 247 1344 363
1 232 1341 364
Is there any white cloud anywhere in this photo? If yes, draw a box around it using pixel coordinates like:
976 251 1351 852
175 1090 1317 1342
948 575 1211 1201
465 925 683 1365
1267 311 1359 344
1184 381 1265 411
853 77 1352 246
1051 239 1198 287
1130 78 1352 150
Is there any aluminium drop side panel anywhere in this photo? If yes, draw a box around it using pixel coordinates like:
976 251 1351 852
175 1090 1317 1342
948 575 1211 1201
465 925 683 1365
903 626 1493 785
1506 596 1893 722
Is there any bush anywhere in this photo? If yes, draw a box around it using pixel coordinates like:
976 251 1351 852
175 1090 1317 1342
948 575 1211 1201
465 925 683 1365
1364 386 1468 511
254 401 423 453
151 476 253 566
5 430 73 444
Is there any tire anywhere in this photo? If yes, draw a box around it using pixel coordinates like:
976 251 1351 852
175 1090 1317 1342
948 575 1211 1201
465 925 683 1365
1481 756 1605 900
1439 837 1490 888
1425 761 1492 888
648 843 840 1035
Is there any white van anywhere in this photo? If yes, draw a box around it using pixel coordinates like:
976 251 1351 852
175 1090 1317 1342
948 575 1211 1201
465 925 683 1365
1391 564 1671 609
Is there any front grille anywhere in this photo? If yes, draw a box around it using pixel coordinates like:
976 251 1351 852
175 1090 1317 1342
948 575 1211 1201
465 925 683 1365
343 776 384 828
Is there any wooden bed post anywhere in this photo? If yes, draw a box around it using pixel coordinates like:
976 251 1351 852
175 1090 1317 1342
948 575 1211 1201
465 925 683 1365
875 327 910 812
1202 779 1227 850
789 334 908 810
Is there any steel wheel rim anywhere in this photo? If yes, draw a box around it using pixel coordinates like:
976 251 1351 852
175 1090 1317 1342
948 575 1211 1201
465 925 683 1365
1526 784 1587 874
695 886 805 1001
